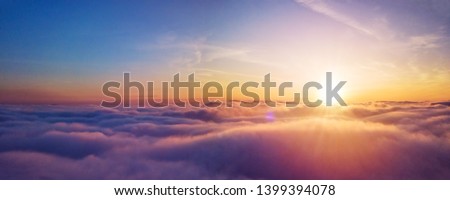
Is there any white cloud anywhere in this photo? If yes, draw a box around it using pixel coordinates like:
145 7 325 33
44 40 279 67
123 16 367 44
294 0 379 39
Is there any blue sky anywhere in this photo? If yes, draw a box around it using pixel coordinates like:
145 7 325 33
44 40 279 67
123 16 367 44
1 0 449 103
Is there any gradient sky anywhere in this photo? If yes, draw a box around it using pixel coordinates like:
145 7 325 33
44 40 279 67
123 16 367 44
1 0 449 104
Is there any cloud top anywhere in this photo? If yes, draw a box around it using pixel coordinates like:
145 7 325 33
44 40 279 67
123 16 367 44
0 102 449 179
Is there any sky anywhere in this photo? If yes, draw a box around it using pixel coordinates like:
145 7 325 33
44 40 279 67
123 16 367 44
0 0 450 180
0 0 449 104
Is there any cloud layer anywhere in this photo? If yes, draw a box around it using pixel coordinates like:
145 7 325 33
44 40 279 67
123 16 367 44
0 102 449 179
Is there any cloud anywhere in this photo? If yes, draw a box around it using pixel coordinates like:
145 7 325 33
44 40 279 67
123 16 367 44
0 102 449 179
294 0 450 53
294 0 378 39
408 33 446 49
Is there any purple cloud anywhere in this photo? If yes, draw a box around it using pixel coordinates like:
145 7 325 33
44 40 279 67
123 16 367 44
0 102 449 179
